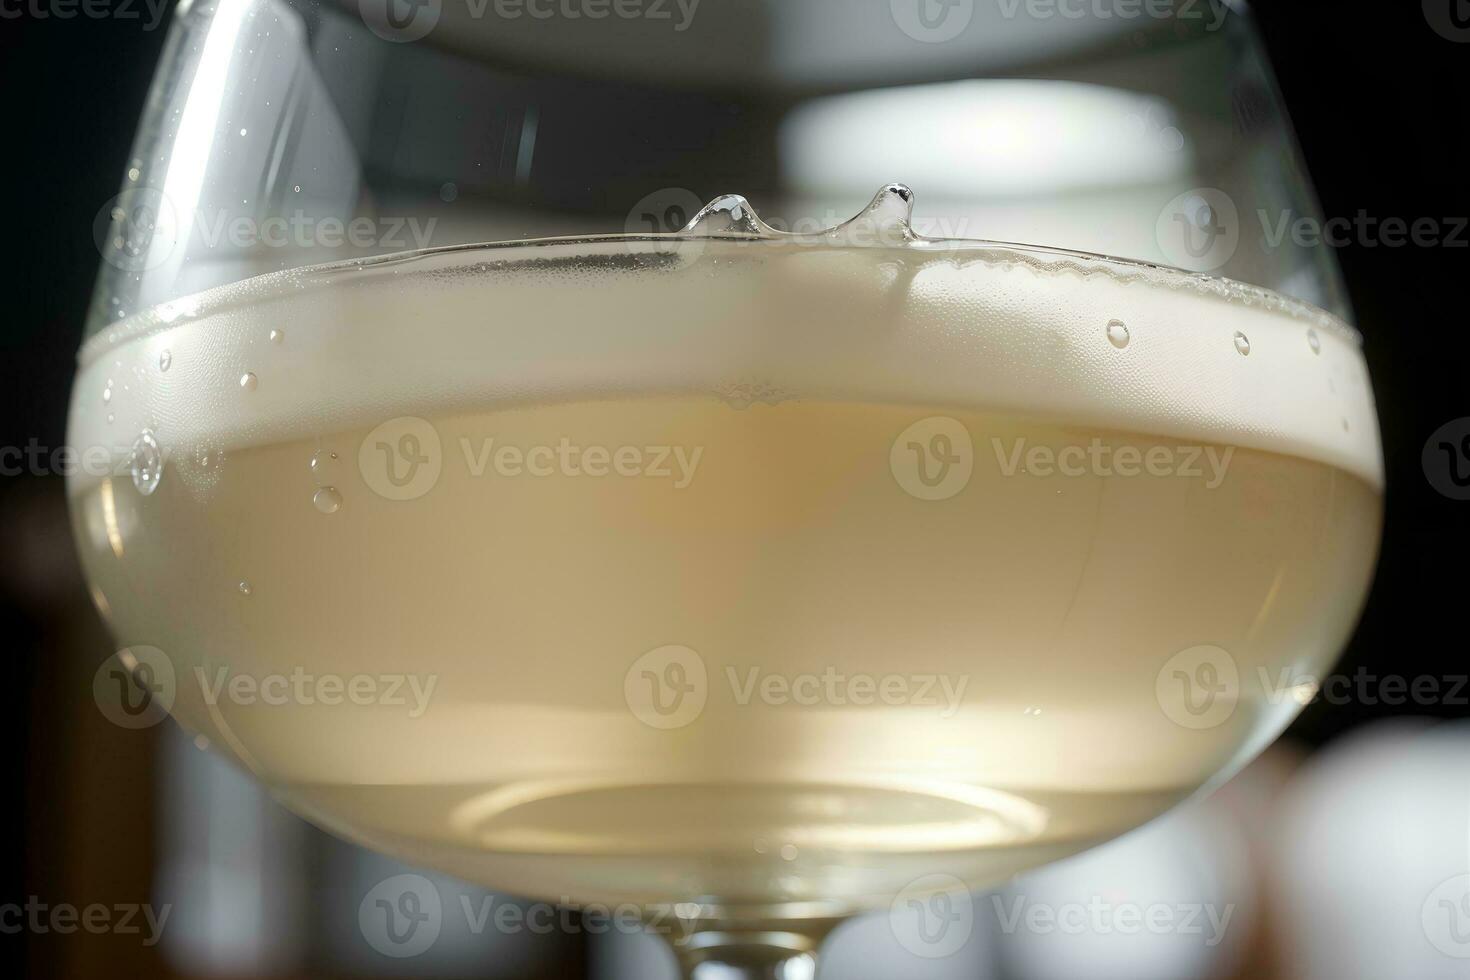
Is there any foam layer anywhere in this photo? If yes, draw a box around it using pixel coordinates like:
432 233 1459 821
71 233 1382 488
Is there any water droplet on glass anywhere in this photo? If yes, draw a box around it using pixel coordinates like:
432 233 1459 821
129 430 162 495
193 734 210 750
269 329 283 344
1233 331 1251 356
1106 319 1130 349
312 487 342 514
158 349 172 371
102 383 113 404
1307 329 1321 354
239 372 258 391
309 450 338 472
238 580 253 596
106 413 114 424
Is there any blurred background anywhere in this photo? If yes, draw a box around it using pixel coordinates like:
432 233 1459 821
1 1 1468 977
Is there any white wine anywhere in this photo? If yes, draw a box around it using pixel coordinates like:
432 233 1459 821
69 227 1381 915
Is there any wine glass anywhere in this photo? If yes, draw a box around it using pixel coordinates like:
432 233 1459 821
73 1 1381 975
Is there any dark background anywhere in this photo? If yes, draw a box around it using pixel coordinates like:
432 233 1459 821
0 1 1466 976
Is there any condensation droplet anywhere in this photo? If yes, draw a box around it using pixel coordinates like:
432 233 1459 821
129 430 162 495
309 450 338 472
159 349 172 371
1106 319 1130 349
1233 331 1251 356
102 383 113 403
106 413 114 424
239 372 258 391
312 486 343 514
1307 329 1321 354
269 329 283 344
238 580 253 596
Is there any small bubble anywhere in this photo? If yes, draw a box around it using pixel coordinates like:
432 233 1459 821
309 450 338 472
312 486 343 514
193 734 210 750
292 185 301 193
238 580 253 596
127 167 140 181
1306 329 1321 354
1106 319 1130 349
129 430 162 495
159 349 172 371
440 182 458 203
752 838 769 854
1233 331 1251 356
269 329 283 344
107 413 114 424
779 844 799 861
239 372 258 391
102 383 113 404
239 128 247 136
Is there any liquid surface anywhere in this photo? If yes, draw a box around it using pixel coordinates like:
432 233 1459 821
69 208 1381 915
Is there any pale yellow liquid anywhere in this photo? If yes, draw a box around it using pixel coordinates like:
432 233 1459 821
69 239 1381 915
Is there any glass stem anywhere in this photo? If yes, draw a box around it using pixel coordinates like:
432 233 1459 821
665 919 840 980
